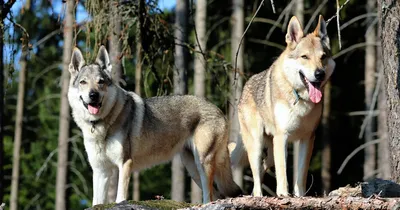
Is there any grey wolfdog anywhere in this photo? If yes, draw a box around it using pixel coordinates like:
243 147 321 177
67 46 242 205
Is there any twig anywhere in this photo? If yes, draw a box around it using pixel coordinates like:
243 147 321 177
326 0 351 25
1 0 17 20
305 174 314 195
234 0 265 82
304 0 328 33
266 0 294 40
336 0 342 50
337 139 381 174
333 42 380 59
243 175 277 196
269 0 276 14
248 38 285 50
358 68 383 139
347 110 380 116
340 13 377 30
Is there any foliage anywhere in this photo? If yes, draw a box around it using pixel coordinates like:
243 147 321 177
2 0 384 208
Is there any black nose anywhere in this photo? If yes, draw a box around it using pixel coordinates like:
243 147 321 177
314 69 325 81
89 91 99 101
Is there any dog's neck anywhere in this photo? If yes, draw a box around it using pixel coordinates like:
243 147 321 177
89 119 101 133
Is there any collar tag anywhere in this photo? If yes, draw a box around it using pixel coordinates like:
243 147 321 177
90 120 98 133
293 89 300 105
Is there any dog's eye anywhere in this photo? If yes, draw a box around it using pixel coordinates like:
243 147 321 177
321 53 327 60
98 79 105 85
80 80 87 85
301 55 309 60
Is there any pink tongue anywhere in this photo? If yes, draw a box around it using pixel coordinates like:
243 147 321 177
306 80 322 103
88 105 100 115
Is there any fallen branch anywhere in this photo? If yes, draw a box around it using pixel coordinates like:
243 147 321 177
189 196 400 210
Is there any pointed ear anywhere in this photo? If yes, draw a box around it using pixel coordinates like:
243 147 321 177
285 16 304 46
95 45 112 74
313 15 330 47
69 47 85 76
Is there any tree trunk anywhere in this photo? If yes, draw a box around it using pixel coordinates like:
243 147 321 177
109 0 125 87
363 0 377 181
292 0 303 190
0 13 3 202
107 0 124 203
56 0 74 209
133 1 144 199
378 0 400 182
321 81 331 194
172 0 189 202
376 10 390 179
191 0 207 203
9 46 28 210
230 0 244 189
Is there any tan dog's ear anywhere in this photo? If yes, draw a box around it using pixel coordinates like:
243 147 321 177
69 47 85 76
285 16 304 47
313 15 330 48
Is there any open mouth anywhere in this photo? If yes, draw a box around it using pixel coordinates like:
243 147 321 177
80 96 102 115
299 71 323 104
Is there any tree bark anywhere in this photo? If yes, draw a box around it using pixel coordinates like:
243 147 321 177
230 0 244 189
191 196 400 210
376 4 391 180
321 81 332 194
292 0 303 190
191 0 207 203
0 10 3 205
363 0 377 181
172 0 189 202
9 45 28 210
133 0 144 199
56 0 74 209
378 0 400 182
109 0 125 87
107 0 124 203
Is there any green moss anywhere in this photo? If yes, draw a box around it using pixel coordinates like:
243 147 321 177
90 200 195 210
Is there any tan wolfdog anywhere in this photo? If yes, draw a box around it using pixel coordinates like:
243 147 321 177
233 15 335 197
67 46 242 205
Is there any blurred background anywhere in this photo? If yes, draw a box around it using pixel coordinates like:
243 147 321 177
0 0 388 209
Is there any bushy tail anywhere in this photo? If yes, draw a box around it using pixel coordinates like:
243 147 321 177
214 148 243 198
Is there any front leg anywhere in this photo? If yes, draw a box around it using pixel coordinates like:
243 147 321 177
116 159 133 203
293 136 315 196
92 168 112 205
273 134 289 196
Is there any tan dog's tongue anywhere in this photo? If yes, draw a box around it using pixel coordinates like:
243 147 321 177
306 80 322 103
88 105 100 115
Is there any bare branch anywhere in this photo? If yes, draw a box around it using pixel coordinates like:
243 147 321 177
266 0 294 40
269 0 276 14
333 42 380 59
336 0 342 49
233 0 265 82
1 0 17 20
337 139 381 174
248 38 285 50
359 68 383 139
326 0 351 25
340 13 378 30
304 0 328 33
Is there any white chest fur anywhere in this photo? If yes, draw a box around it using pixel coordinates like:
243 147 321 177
273 100 321 140
82 128 125 170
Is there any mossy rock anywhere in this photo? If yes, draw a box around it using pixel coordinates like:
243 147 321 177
88 200 195 210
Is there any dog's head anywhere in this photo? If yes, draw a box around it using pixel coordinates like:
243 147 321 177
68 46 117 119
282 15 335 104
